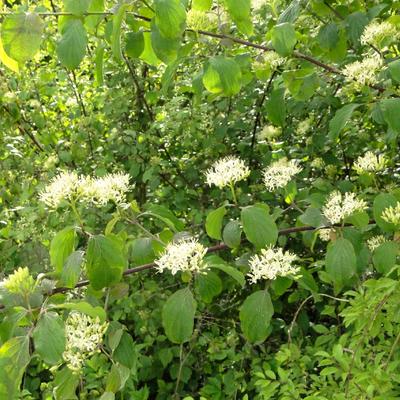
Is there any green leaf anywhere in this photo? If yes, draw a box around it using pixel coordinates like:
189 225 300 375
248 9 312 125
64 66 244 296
271 23 297 56
50 227 76 275
151 23 180 64
52 301 106 322
53 367 79 400
57 18 87 69
222 220 242 248
106 363 130 393
373 241 398 275
282 69 319 101
86 235 127 290
100 393 115 400
325 238 356 287
126 31 145 58
60 250 83 289
32 312 65 365
111 3 128 62
140 31 161 66
278 0 301 24
206 206 227 240
113 332 136 369
145 204 185 232
224 0 253 35
162 288 197 344
0 336 30 399
154 0 186 39
196 270 222 303
380 99 400 133
373 193 398 232
389 60 400 83
240 290 274 343
130 238 155 265
1 12 44 63
0 36 19 72
203 56 242 96
206 255 245 287
328 103 360 140
241 205 278 249
193 0 213 11
63 0 90 16
265 87 286 126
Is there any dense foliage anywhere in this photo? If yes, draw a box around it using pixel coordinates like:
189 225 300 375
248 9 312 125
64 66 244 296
1 0 400 399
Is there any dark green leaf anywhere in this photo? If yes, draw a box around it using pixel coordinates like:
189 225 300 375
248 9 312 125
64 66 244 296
196 270 222 303
373 241 398 274
162 288 196 344
222 220 242 248
86 235 127 290
240 290 274 343
328 103 360 140
241 205 278 249
33 312 65 365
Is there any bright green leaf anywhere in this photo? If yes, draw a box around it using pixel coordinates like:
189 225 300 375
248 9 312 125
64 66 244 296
206 206 227 240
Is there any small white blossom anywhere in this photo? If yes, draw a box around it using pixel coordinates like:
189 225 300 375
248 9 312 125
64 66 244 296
367 235 387 252
155 238 207 275
263 52 286 69
319 228 334 242
353 151 386 174
205 156 250 189
361 20 398 47
39 171 81 208
1 267 35 295
342 55 384 88
248 246 299 283
381 202 400 226
63 312 108 372
263 158 302 191
257 125 281 141
311 158 325 169
252 0 267 10
83 172 131 206
322 191 368 225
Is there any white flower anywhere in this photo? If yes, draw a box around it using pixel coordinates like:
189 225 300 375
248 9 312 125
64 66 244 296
353 151 386 174
252 0 267 10
155 238 207 275
205 156 250 189
263 158 302 191
361 20 398 47
311 158 325 169
264 52 286 69
39 171 81 208
381 202 400 226
248 246 299 283
319 228 334 242
342 55 384 88
83 172 131 206
257 125 281 141
1 267 35 295
322 191 368 225
63 312 108 372
367 235 387 252
186 9 216 31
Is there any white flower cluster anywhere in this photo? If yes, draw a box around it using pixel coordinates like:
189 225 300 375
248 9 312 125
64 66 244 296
319 228 334 242
155 238 207 275
186 9 216 31
322 191 368 225
205 156 250 188
252 0 267 10
361 20 398 47
39 171 131 209
367 235 387 252
1 267 35 295
263 52 286 69
63 312 108 372
342 55 384 88
311 158 325 169
257 125 281 141
353 151 386 174
381 202 400 226
248 246 299 283
263 158 302 191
